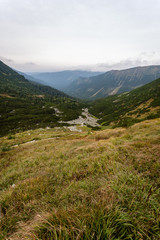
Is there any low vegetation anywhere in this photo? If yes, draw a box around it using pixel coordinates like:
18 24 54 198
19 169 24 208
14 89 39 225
0 95 84 137
0 60 85 137
0 119 160 239
90 78 160 127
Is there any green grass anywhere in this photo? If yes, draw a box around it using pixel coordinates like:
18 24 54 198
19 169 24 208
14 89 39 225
0 60 85 137
90 78 160 128
0 119 160 239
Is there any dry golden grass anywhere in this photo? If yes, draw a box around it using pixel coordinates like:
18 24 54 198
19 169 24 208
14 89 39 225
0 93 14 98
0 119 160 239
124 98 160 120
94 127 126 141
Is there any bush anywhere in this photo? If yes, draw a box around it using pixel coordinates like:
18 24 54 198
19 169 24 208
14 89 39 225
1 143 12 152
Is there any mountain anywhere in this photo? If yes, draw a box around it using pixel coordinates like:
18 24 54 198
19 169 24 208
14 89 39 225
17 71 47 85
30 70 103 91
0 60 68 98
90 77 160 127
0 60 84 136
66 65 160 99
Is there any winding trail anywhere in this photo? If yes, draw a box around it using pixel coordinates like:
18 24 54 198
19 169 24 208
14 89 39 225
59 108 100 127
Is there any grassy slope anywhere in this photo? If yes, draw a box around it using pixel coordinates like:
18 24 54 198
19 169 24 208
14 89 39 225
90 77 160 127
0 119 160 239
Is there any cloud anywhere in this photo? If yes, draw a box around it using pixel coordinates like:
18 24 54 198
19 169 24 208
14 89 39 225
0 57 40 72
96 58 149 71
1 0 160 70
13 62 40 72
0 56 14 63
25 62 37 66
1 53 160 73
75 54 160 72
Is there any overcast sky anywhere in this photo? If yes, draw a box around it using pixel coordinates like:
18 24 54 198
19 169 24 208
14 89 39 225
1 0 160 72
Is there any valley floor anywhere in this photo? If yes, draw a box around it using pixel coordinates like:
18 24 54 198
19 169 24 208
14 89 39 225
59 108 100 127
0 119 160 239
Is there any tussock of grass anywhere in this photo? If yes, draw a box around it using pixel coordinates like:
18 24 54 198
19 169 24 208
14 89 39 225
95 128 126 141
0 119 160 239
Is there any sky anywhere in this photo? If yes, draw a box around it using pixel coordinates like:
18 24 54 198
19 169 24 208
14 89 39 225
1 0 160 72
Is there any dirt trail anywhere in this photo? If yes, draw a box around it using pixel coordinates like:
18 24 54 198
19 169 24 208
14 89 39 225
59 108 100 127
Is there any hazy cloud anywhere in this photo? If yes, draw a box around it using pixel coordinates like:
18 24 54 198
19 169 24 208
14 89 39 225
0 56 14 63
0 0 160 71
95 59 150 72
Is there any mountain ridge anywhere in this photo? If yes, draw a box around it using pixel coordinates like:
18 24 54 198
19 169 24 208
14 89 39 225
29 70 103 91
66 65 160 99
17 71 47 86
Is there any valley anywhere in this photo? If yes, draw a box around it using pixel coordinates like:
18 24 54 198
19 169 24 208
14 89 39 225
1 1 160 239
27 70 102 91
0 61 85 137
0 60 160 239
59 108 100 128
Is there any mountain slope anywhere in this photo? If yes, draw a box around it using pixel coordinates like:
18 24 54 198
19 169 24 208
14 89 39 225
0 60 85 136
0 119 160 239
67 65 160 99
30 70 102 91
17 71 47 86
0 60 68 98
90 77 160 127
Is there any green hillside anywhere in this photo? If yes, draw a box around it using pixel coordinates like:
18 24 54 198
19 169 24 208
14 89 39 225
0 61 84 136
0 60 69 98
90 77 160 127
0 119 160 239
